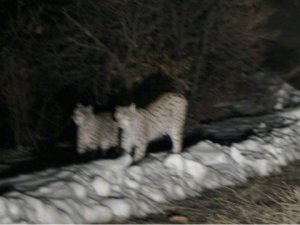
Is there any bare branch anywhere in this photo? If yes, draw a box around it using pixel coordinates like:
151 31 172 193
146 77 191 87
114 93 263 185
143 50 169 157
63 11 131 90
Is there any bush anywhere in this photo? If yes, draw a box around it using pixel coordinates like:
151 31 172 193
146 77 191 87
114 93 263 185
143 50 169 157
0 0 274 149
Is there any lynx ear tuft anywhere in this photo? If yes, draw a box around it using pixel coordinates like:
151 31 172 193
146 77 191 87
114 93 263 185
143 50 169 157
76 103 83 108
87 105 93 112
129 103 136 111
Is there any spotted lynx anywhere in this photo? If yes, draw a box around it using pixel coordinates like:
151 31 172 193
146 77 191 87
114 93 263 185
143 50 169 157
72 104 118 154
115 92 188 161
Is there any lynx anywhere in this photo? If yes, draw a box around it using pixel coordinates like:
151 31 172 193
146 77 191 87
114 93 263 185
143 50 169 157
72 104 118 154
115 92 188 161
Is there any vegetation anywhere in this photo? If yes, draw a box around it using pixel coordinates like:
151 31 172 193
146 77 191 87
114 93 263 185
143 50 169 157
0 0 276 151
125 161 300 224
0 2 299 224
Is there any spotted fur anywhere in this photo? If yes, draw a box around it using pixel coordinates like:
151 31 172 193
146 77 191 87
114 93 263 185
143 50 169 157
72 104 118 154
115 92 188 161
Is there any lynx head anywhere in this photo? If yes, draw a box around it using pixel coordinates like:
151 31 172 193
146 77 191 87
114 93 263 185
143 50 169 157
72 103 93 127
115 103 136 130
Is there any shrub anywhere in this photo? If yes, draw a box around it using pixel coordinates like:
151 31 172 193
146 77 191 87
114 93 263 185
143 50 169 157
0 0 274 149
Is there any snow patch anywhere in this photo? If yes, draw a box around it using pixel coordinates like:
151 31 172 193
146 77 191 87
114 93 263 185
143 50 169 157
69 182 87 199
82 204 112 223
92 177 111 197
141 185 166 202
164 154 184 176
103 199 131 219
2 85 300 223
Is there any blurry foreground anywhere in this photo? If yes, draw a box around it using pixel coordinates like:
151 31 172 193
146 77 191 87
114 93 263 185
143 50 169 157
125 160 300 224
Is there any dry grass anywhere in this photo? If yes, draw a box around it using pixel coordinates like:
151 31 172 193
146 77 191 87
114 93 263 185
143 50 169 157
124 160 300 224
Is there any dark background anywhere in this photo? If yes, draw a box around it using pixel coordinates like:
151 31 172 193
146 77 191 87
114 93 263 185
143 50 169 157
265 0 300 81
0 0 299 168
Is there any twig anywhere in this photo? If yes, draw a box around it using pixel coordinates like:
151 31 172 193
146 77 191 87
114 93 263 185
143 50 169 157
63 11 132 90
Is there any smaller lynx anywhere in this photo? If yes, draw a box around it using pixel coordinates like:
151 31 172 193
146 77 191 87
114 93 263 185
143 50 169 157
115 92 188 161
72 104 118 154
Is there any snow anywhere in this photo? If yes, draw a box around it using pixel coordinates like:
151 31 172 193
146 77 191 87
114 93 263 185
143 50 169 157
141 185 166 202
82 204 112 223
92 176 111 197
91 153 132 171
164 154 185 176
0 81 300 223
69 182 87 199
102 199 131 219
173 184 186 200
124 175 140 189
7 200 19 217
185 159 207 182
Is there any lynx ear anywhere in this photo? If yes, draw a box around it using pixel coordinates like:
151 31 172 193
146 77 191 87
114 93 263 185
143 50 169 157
87 105 93 112
129 103 136 112
72 115 77 123
76 103 83 108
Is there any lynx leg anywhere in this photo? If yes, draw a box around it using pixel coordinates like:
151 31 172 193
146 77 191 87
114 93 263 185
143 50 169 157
171 113 186 154
101 141 109 151
133 143 147 162
77 139 86 154
171 129 183 153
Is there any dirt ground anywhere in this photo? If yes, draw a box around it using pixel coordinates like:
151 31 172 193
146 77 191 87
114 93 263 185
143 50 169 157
123 160 300 224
